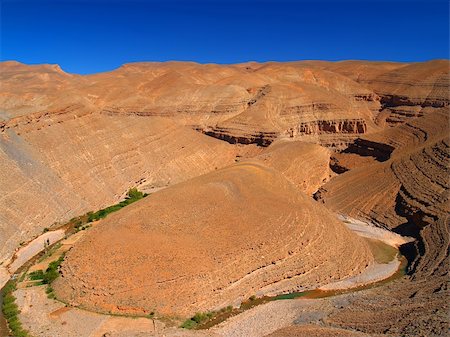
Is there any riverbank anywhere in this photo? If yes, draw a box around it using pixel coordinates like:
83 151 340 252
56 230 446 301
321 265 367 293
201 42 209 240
2 213 411 337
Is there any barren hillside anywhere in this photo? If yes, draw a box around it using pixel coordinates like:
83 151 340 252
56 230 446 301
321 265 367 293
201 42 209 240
54 162 372 316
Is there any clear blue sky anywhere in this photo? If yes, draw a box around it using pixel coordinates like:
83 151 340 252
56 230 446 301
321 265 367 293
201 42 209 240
1 0 449 74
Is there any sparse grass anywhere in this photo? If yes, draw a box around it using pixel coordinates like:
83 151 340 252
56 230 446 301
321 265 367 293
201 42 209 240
46 285 56 300
180 318 197 329
18 270 28 283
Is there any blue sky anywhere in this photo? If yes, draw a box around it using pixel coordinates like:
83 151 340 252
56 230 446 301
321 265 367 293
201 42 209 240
1 0 449 74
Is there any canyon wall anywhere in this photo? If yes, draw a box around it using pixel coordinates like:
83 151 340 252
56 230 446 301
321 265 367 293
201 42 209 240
0 110 238 264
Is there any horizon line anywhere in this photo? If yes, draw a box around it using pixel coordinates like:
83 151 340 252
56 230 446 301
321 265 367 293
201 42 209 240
1 58 449 76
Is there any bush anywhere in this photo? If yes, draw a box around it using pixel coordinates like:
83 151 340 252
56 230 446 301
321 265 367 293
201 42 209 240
42 256 64 284
126 188 144 200
29 270 45 280
181 311 216 329
2 302 19 319
180 319 197 329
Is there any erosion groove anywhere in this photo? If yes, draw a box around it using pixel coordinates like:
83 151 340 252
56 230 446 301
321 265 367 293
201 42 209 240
317 125 449 335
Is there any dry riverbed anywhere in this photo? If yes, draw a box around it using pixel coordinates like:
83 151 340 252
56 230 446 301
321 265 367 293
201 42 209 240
6 214 410 337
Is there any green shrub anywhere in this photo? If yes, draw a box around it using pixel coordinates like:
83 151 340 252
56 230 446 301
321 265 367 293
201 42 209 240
2 281 16 294
43 269 58 284
42 256 64 284
29 270 45 280
3 293 15 305
2 302 19 319
181 311 216 329
84 188 147 223
127 188 144 200
180 319 197 329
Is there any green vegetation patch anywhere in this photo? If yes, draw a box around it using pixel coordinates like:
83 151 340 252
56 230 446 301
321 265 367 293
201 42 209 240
180 306 234 329
28 255 65 285
1 280 30 337
87 188 148 223
43 256 64 284
181 311 216 329
28 270 45 281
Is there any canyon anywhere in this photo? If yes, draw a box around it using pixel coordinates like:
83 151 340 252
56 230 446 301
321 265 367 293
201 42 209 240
0 59 448 336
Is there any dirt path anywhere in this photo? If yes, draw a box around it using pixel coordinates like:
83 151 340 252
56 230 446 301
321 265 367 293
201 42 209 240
8 230 65 273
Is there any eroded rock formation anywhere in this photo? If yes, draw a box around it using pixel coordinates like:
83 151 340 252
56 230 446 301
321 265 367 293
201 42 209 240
54 162 372 317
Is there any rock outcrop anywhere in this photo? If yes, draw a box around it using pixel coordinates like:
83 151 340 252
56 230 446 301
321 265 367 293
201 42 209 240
315 110 449 335
251 140 332 195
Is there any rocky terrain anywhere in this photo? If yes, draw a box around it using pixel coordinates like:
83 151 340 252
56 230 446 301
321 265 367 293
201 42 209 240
0 112 240 264
54 162 372 316
1 59 449 336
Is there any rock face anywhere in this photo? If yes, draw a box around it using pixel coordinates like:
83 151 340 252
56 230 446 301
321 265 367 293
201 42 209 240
314 108 449 335
251 140 332 195
310 59 450 127
297 118 367 135
1 60 384 147
54 162 372 317
0 112 238 263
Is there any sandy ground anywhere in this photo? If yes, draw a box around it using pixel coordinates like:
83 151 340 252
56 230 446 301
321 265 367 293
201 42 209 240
212 300 319 337
319 258 400 290
8 230 65 273
338 214 413 247
0 267 9 290
15 286 162 337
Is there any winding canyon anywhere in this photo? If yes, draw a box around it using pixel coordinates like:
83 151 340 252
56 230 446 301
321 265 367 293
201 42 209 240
0 59 449 336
